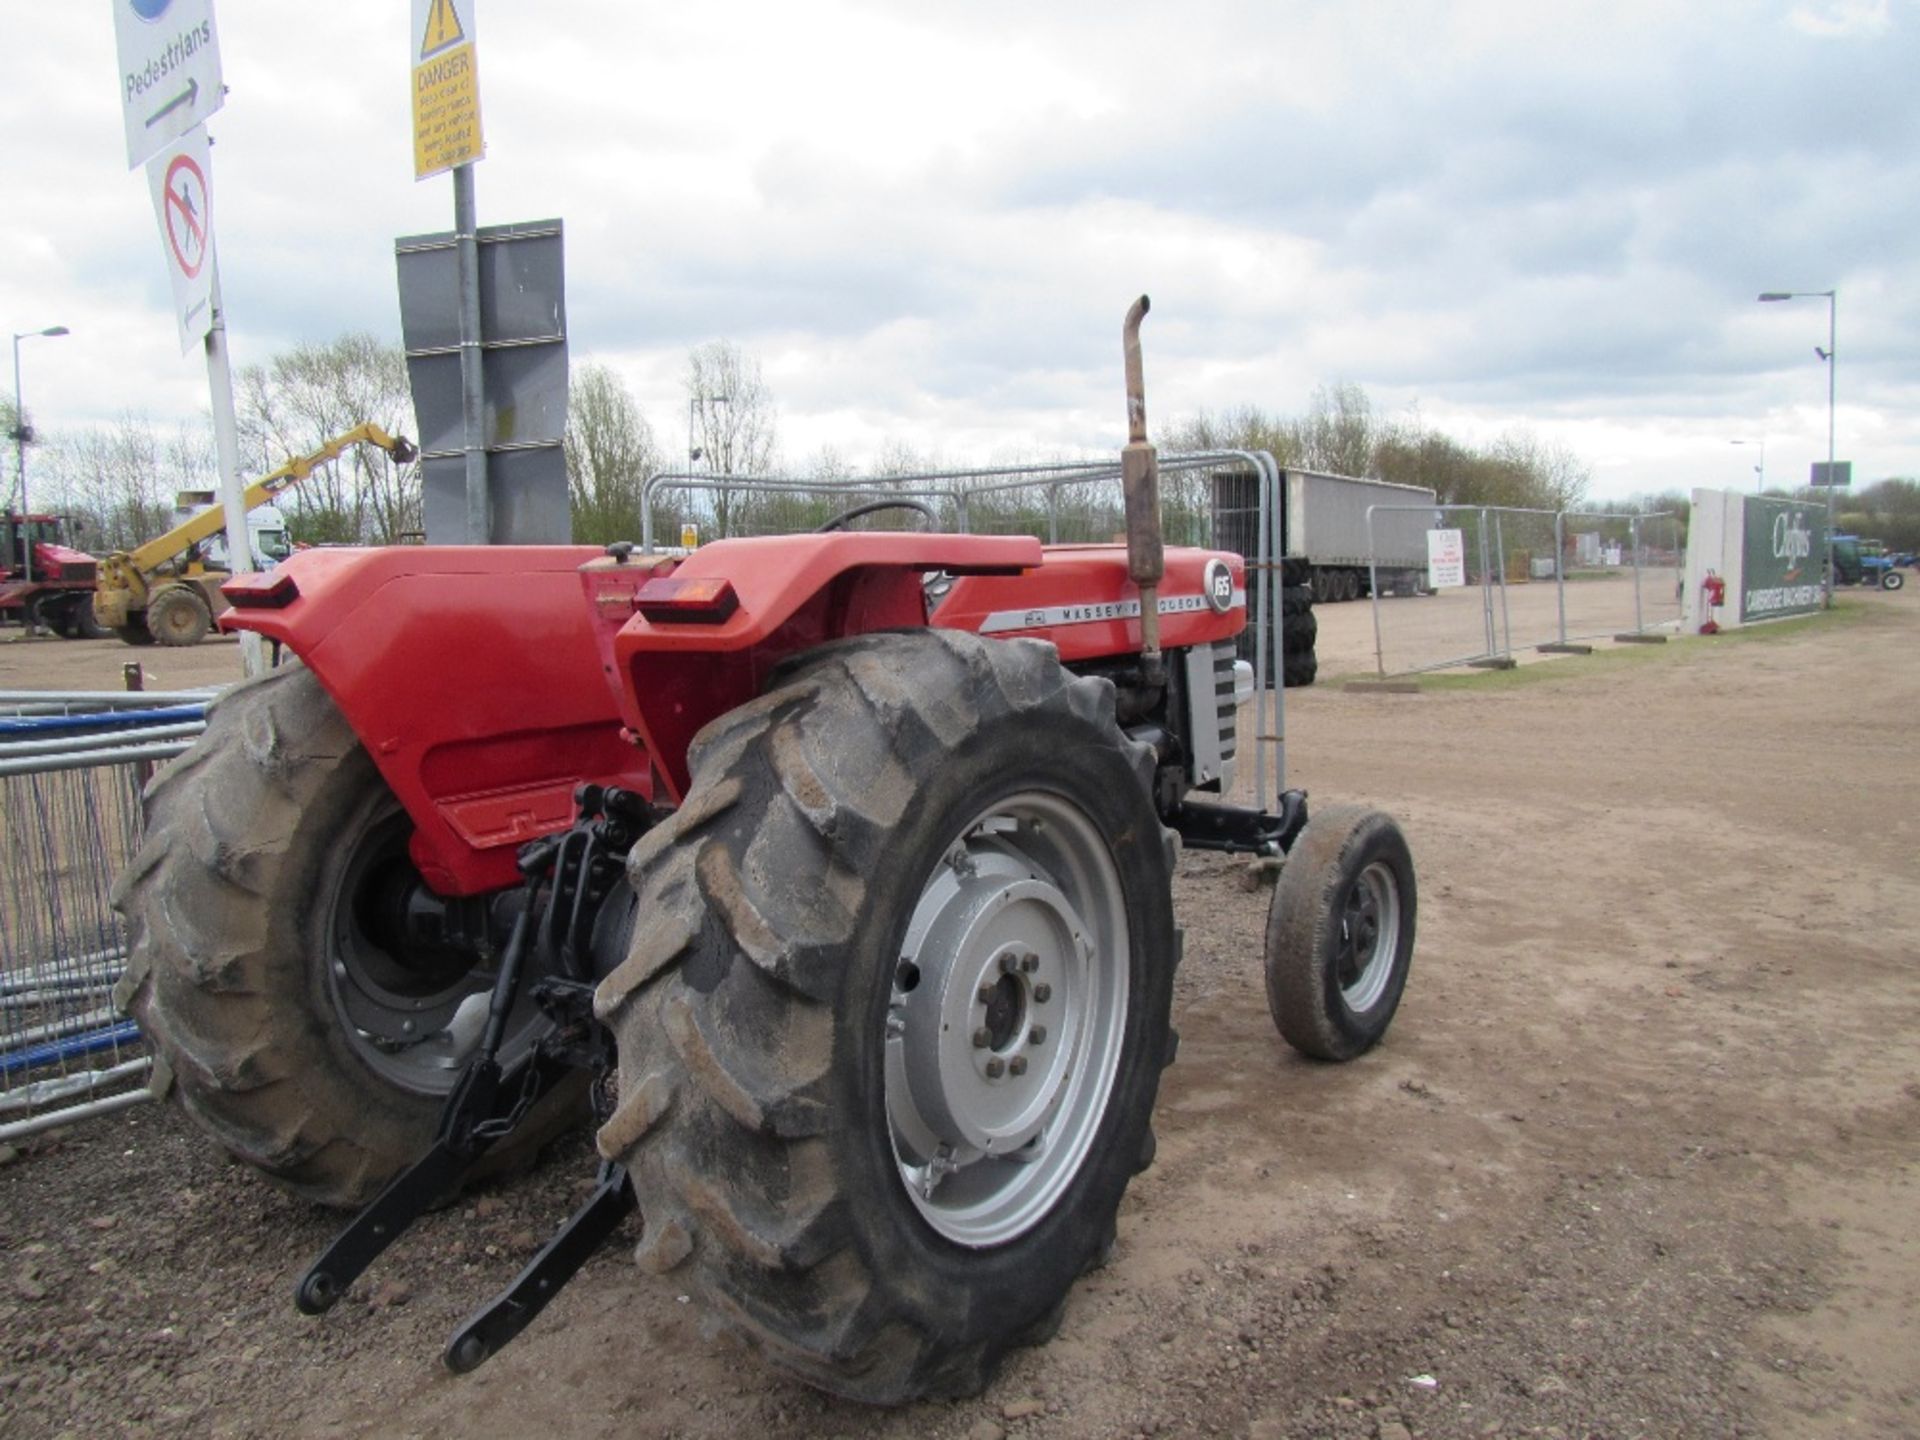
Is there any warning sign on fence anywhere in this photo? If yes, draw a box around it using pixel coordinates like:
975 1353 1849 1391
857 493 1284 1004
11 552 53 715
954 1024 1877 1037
1427 528 1466 589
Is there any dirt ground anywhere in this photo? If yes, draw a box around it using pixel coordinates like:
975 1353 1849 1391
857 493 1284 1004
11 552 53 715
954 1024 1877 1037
3 590 1917 1440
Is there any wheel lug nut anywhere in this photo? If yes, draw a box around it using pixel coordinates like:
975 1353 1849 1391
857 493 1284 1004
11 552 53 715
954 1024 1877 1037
972 1027 991 1048
1033 983 1051 1002
1030 1026 1048 1045
977 984 995 1005
998 953 1015 973
1020 953 1039 973
985 1058 1006 1078
1009 1056 1028 1076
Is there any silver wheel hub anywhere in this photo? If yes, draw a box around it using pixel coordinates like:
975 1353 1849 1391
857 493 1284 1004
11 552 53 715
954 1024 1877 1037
886 793 1129 1248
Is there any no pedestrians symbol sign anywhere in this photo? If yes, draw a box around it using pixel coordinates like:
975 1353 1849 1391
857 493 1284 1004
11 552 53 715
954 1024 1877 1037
147 129 217 352
113 0 225 170
412 0 484 180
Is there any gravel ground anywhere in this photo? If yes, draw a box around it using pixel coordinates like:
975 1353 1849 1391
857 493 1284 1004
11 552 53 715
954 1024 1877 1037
2 589 1916 1439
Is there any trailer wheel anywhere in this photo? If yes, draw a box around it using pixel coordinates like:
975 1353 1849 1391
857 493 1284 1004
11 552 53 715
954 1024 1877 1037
147 586 213 646
1265 805 1415 1061
596 629 1176 1403
114 664 575 1207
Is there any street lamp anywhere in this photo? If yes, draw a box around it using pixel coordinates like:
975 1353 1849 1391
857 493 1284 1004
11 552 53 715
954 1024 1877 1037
11 323 71 594
1757 289 1837 605
1730 437 1766 494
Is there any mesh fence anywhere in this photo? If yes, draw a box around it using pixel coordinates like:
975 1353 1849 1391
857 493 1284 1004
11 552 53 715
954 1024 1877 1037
0 692 208 1139
1366 507 1685 676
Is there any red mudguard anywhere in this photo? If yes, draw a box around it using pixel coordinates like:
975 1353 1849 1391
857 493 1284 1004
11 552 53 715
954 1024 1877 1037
222 536 1244 894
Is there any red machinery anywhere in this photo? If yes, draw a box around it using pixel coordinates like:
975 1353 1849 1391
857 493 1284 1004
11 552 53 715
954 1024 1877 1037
117 301 1418 1403
0 512 103 637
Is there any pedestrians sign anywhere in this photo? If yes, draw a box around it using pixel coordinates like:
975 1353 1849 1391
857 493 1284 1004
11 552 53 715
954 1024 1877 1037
412 0 484 180
147 129 216 352
113 0 225 170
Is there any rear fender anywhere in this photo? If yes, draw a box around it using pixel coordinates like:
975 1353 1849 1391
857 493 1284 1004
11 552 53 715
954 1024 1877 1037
611 532 1041 800
221 546 652 896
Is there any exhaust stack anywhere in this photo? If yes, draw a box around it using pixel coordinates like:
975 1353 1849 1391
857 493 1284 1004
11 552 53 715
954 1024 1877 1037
1121 295 1166 686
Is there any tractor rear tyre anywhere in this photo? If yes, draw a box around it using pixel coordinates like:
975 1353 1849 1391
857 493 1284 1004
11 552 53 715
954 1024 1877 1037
114 664 576 1207
1265 805 1415 1061
147 586 213 646
72 601 110 639
594 629 1177 1403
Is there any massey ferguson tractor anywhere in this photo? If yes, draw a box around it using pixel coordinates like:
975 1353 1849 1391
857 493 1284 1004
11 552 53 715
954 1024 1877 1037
114 300 1416 1404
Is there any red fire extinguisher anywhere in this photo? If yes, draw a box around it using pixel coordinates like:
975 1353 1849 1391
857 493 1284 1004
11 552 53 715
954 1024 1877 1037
1699 571 1726 634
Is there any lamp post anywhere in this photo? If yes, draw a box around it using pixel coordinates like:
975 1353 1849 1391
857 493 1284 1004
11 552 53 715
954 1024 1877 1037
1757 289 1837 606
1730 437 1766 494
11 324 71 597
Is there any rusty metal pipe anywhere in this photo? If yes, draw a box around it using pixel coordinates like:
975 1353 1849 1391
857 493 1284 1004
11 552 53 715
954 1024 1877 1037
1120 296 1165 684
1124 295 1150 444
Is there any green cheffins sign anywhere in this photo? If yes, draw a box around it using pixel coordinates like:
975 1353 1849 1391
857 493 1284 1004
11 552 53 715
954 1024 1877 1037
1741 497 1826 621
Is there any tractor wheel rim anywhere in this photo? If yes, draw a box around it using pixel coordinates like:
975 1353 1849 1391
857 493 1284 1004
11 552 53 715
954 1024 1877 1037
321 800 528 1095
885 790 1129 1248
1337 860 1400 1012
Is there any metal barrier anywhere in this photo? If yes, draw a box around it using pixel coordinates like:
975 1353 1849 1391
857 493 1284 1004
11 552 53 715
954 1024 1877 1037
1364 506 1684 677
640 452 1291 804
0 692 210 1140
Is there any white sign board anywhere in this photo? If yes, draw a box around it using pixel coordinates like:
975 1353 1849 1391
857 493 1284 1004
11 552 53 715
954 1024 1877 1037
147 128 216 352
1427 528 1466 589
113 0 225 170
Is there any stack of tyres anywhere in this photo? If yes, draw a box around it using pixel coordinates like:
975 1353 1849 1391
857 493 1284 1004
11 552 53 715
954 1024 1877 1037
1281 556 1316 687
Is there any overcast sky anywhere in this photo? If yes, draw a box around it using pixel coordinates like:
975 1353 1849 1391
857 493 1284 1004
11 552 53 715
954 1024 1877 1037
4 1 1915 502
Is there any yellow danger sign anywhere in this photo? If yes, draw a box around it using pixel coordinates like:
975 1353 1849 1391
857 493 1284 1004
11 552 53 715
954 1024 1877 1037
420 0 466 58
411 0 482 179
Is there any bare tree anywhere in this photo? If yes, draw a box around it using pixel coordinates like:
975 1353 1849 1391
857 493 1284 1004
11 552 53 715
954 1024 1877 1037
685 341 777 538
237 333 419 543
38 413 211 552
564 362 661 545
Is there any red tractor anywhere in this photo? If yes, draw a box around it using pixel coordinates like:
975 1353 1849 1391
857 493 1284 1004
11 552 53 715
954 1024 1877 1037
114 302 1416 1403
0 512 106 637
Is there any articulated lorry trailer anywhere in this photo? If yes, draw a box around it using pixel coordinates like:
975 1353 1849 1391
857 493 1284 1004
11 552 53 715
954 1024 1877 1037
1281 469 1437 602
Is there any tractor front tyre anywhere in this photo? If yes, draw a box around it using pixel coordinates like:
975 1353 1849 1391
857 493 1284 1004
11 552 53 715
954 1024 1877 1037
113 664 574 1207
1265 804 1416 1061
1882 570 1905 592
147 586 213 646
594 629 1177 1403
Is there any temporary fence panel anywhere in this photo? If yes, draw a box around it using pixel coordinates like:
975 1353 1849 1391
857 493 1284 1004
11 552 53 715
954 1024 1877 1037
1366 506 1686 677
1366 505 1506 677
1559 512 1681 644
0 693 209 1140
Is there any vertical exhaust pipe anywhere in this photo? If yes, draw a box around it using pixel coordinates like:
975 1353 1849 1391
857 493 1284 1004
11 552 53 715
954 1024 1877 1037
1121 296 1166 687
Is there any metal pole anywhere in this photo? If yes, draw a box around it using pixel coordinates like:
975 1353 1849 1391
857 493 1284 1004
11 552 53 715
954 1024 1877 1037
1824 293 1836 609
9 333 24 591
1366 505 1386 678
1630 516 1644 633
10 325 69 608
1555 510 1568 644
203 261 265 679
453 163 489 545
1478 511 1495 660
1493 512 1513 656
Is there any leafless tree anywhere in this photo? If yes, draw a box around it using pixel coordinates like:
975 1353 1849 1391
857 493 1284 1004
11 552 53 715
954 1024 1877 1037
564 362 661 545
